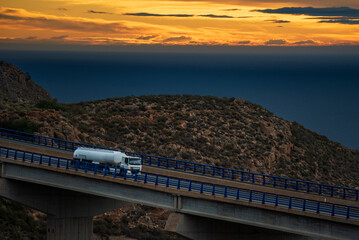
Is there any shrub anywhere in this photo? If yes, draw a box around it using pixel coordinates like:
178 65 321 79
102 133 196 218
0 119 39 133
35 99 63 111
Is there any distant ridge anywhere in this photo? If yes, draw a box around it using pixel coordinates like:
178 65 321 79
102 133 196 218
0 61 52 103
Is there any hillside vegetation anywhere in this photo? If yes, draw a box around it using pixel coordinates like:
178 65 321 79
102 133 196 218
3 95 358 187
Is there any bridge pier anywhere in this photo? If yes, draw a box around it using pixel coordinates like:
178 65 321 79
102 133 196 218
47 216 93 240
0 178 130 240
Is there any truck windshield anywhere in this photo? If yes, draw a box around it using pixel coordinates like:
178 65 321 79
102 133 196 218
129 158 141 165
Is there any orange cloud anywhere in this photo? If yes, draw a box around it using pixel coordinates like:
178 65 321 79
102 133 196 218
0 8 137 34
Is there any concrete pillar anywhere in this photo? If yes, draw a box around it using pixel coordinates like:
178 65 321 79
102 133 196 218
47 216 93 240
166 213 315 240
0 179 130 240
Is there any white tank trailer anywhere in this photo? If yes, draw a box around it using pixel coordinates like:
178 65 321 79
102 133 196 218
73 147 142 174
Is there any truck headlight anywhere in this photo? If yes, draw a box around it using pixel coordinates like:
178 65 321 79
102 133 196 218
127 170 131 174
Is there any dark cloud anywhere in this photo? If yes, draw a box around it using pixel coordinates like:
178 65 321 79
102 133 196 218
137 35 157 40
163 36 192 42
199 14 233 18
58 8 67 11
124 12 194 17
88 10 113 15
51 35 68 40
25 36 37 40
255 7 359 17
265 39 287 45
266 19 290 23
294 40 315 44
237 41 251 44
310 17 359 24
223 8 240 11
318 19 359 24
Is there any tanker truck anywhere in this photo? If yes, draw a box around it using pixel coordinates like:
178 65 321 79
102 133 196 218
73 147 142 175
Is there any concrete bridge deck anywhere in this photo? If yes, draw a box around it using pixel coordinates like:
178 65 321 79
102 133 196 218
0 143 359 239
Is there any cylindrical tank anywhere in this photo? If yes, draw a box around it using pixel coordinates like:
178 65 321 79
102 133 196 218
73 147 123 166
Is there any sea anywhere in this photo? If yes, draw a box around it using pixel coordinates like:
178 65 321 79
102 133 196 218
0 49 358 150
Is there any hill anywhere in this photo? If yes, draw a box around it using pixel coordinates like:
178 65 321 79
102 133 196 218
0 62 358 239
0 61 52 103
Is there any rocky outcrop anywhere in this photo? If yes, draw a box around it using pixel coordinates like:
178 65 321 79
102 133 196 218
0 61 52 103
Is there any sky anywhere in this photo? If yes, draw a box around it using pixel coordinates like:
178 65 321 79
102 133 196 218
1 0 359 47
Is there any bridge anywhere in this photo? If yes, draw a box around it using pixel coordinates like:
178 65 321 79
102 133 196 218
0 128 358 240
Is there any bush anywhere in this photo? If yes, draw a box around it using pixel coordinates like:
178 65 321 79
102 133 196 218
0 119 39 133
35 99 63 111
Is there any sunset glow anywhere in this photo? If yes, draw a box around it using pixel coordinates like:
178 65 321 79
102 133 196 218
1 0 359 47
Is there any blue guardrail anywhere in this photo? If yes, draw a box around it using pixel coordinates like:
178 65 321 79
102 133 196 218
0 127 358 202
0 146 359 221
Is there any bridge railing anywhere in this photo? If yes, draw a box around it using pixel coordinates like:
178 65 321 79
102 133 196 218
1 145 359 221
1 128 358 202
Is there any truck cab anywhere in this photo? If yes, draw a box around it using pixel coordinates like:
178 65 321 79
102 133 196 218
122 156 142 174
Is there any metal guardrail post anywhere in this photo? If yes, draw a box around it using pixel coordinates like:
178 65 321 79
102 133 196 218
236 189 240 200
6 149 9 158
22 152 25 162
347 206 351 219
275 195 278 207
134 171 138 182
331 204 335 216
263 175 265 185
114 167 117 178
57 158 60 167
316 202 320 214
155 175 158 185
48 157 52 166
144 173 147 184
166 176 169 187
84 163 88 173
177 179 181 189
189 180 192 191
289 197 292 209
303 199 306 211
212 184 215 196
124 170 127 180
200 183 204 194
31 153 34 163
343 189 346 199
224 186 227 198
249 190 253 202
262 192 265 204
94 165 97 175
39 155 42 164
14 150 17 160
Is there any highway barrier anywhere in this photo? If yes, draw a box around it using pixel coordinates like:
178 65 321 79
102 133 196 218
1 128 358 202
